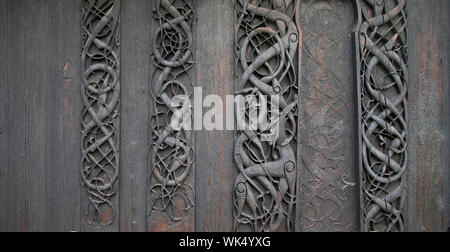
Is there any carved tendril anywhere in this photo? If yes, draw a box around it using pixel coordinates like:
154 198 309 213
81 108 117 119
234 0 299 232
81 0 121 226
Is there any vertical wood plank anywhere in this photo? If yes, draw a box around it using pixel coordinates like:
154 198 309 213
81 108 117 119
408 0 446 232
7 0 28 232
297 0 359 232
25 0 48 232
45 0 82 232
442 0 450 233
0 0 8 232
195 0 235 232
120 0 151 232
45 0 64 232
61 0 83 232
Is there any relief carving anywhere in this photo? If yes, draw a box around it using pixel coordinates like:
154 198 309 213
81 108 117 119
357 0 408 232
81 0 121 226
148 0 195 224
234 0 300 232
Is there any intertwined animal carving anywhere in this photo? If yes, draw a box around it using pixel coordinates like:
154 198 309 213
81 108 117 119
148 0 195 224
81 0 121 226
234 0 299 232
357 0 408 232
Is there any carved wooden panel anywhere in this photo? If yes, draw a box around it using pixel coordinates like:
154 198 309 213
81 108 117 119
148 0 196 231
234 0 300 232
298 0 359 232
356 0 408 232
81 0 121 226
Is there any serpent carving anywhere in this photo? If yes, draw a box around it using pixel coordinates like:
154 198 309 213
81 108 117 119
234 0 299 232
81 0 121 226
148 0 195 224
357 0 408 232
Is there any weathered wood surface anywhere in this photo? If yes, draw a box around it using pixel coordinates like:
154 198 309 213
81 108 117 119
297 0 359 232
407 0 450 232
0 0 448 232
0 0 8 233
120 0 151 233
195 0 235 232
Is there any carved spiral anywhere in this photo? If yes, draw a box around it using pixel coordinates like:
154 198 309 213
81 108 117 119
81 0 121 226
149 0 195 223
234 0 299 232
358 0 408 232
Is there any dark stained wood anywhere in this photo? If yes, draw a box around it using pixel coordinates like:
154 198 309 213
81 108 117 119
7 0 29 232
45 0 65 232
195 0 235 232
44 0 82 232
442 0 450 233
60 0 83 232
120 0 151 232
0 0 8 233
24 0 48 232
297 0 359 232
407 0 449 232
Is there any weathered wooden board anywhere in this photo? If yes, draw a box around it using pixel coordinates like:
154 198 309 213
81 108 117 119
60 0 83 233
0 0 8 233
407 0 449 232
195 0 235 232
7 0 30 232
45 0 83 232
120 0 151 232
297 0 359 232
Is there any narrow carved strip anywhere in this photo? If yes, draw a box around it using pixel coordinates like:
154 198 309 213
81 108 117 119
357 0 408 232
81 0 121 226
148 0 195 224
234 0 299 232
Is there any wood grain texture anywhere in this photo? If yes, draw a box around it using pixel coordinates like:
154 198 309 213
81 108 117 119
120 0 151 232
407 0 448 232
195 0 235 232
44 0 83 232
45 0 65 232
0 0 8 233
24 0 48 232
7 0 29 232
441 0 450 233
60 0 82 232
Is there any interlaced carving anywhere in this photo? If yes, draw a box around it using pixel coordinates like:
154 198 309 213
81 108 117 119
81 0 121 226
234 0 299 232
357 0 408 232
299 0 356 232
149 0 195 223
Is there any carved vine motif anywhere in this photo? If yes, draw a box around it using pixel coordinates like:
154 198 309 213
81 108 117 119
357 0 408 232
234 0 299 232
300 0 356 232
81 0 121 226
149 0 195 223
